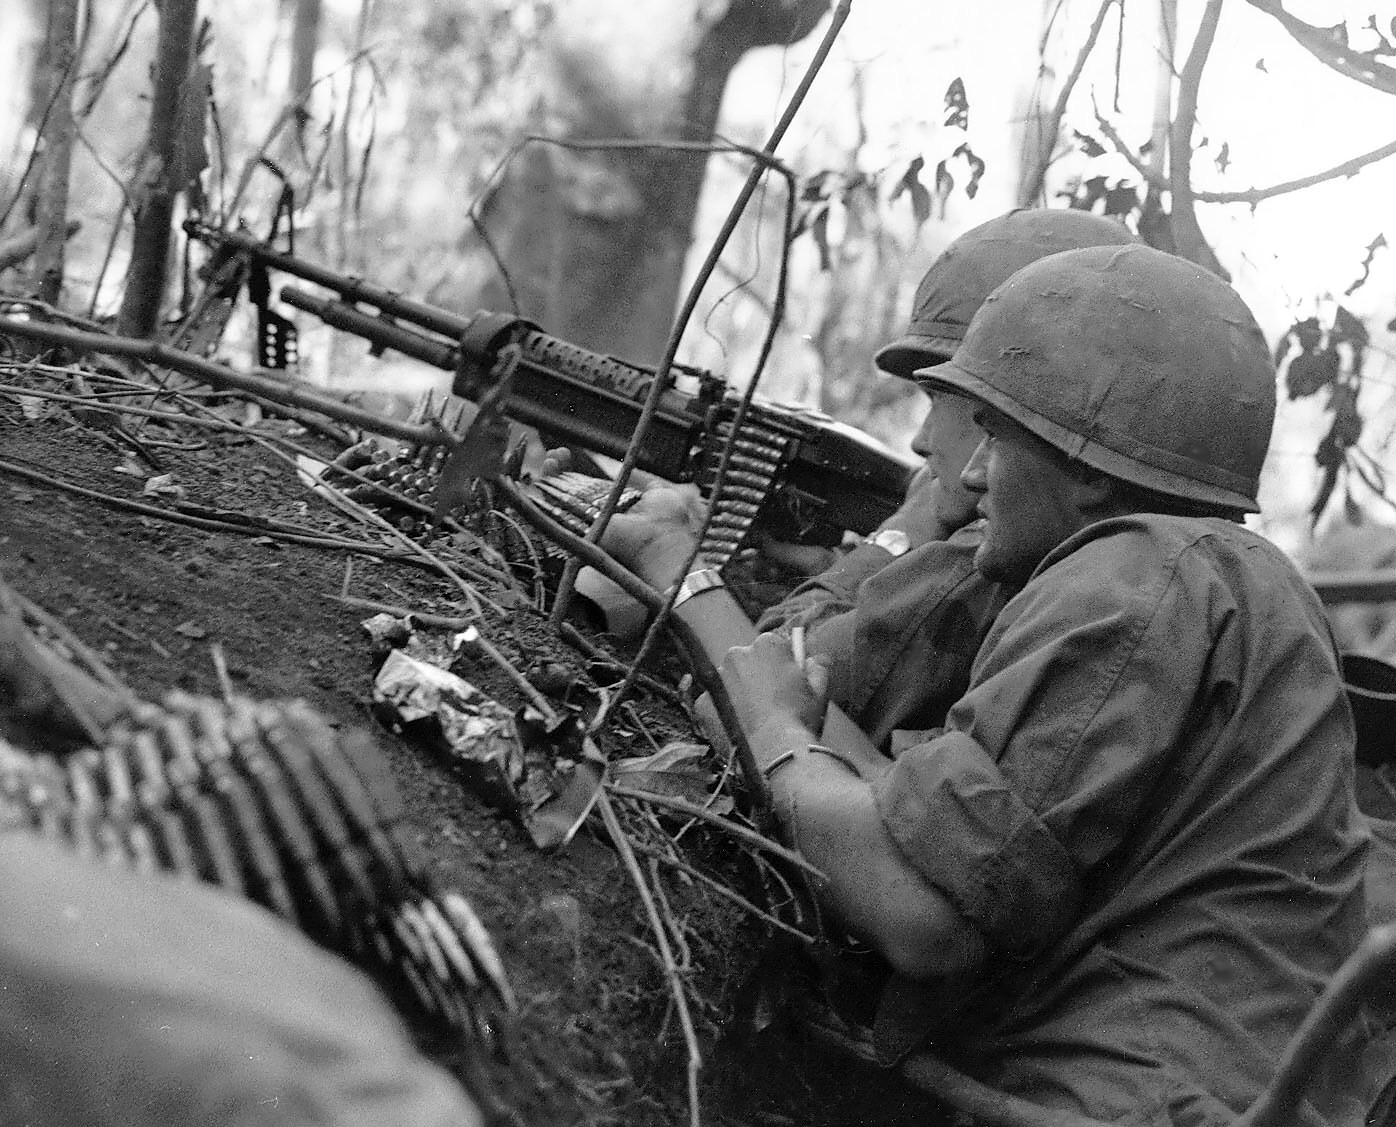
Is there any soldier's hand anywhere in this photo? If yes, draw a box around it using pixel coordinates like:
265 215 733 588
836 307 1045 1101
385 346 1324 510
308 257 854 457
598 483 708 590
720 629 829 745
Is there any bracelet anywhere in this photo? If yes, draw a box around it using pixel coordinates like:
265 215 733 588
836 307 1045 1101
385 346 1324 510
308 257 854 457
670 567 725 610
762 743 863 783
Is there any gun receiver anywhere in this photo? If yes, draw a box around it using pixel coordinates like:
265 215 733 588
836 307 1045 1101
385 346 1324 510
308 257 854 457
187 222 916 549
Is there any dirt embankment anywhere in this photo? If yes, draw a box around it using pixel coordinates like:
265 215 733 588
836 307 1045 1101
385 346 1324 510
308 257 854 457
1 393 780 1126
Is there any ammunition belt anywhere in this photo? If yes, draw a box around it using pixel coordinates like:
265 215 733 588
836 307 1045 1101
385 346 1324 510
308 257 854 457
0 693 515 1052
693 407 794 567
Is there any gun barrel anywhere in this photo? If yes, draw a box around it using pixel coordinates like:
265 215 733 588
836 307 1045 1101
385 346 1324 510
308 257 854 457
188 224 473 339
279 286 461 370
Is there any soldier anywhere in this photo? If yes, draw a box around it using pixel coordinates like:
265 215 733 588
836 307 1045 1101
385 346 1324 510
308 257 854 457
0 832 483 1127
603 207 1138 750
715 245 1376 1124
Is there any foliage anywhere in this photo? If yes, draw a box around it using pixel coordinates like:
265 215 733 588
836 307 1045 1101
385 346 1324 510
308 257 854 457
767 77 989 442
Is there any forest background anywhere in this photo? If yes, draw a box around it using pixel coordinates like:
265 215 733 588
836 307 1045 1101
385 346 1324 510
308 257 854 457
3 0 1395 559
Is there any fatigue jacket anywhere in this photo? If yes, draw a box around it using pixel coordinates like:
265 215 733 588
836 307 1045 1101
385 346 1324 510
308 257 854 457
870 514 1373 1127
758 522 1011 749
0 834 482 1127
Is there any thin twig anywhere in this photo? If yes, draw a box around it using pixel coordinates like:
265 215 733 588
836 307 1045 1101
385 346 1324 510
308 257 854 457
627 836 816 944
1094 109 1396 206
607 131 802 764
549 0 851 628
14 592 131 696
597 790 703 1127
1237 923 1396 1127
492 477 662 612
3 377 519 601
463 626 555 719
209 642 234 701
326 594 474 631
555 622 686 708
606 783 827 882
0 316 447 446
1020 0 1118 206
0 454 418 558
1244 0 1396 97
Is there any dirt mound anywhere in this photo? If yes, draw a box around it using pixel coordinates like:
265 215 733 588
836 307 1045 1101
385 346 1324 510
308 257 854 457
0 380 785 1126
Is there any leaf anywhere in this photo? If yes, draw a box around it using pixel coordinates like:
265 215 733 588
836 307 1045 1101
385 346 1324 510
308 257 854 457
943 77 969 130
612 742 716 804
799 170 833 202
1073 130 1106 158
1332 305 1370 347
952 143 987 199
16 394 47 421
887 156 931 230
1076 174 1109 211
1285 349 1340 399
1256 57 1268 72
1103 180 1140 219
141 473 185 499
933 160 954 219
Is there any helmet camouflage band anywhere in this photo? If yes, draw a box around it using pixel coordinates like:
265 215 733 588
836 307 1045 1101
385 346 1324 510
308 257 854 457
874 208 1139 379
920 244 1276 514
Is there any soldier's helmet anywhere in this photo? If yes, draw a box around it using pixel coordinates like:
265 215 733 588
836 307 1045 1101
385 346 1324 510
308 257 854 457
875 208 1139 379
920 243 1276 514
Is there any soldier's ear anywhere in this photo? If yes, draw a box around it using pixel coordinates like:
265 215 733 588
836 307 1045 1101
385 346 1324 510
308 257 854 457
1066 461 1119 516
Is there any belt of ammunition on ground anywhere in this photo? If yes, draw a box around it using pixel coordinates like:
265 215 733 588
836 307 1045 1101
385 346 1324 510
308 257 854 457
526 470 643 543
0 693 516 1058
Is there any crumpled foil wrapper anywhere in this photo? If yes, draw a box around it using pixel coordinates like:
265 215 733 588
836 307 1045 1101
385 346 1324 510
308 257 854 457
371 650 601 850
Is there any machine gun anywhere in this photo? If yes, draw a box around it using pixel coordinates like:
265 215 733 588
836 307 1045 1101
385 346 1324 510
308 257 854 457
184 222 917 561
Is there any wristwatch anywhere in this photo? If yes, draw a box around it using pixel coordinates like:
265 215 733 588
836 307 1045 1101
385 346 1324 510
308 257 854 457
863 529 911 557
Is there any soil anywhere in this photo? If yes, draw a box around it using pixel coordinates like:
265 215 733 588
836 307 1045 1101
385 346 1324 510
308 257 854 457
0 384 740 1125
0 371 944 1127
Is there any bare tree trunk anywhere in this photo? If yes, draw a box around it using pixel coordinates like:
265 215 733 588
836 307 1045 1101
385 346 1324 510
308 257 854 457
1148 0 1175 180
471 0 831 364
1167 0 1227 278
1018 0 1117 207
117 0 200 339
288 0 323 133
31 0 80 305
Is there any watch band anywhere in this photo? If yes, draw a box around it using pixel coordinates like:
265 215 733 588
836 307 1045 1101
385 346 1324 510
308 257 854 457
863 528 912 557
670 567 725 610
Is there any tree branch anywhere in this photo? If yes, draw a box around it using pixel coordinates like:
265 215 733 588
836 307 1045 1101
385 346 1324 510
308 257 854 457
1020 0 1118 206
1095 107 1396 207
0 221 80 271
0 316 445 446
1168 0 1226 276
1245 0 1396 97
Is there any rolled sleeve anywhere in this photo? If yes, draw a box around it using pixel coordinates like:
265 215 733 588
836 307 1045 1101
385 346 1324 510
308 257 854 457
871 730 1081 957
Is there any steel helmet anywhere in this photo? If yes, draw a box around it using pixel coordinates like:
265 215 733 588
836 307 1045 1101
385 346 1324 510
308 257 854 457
922 244 1276 513
874 208 1138 378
